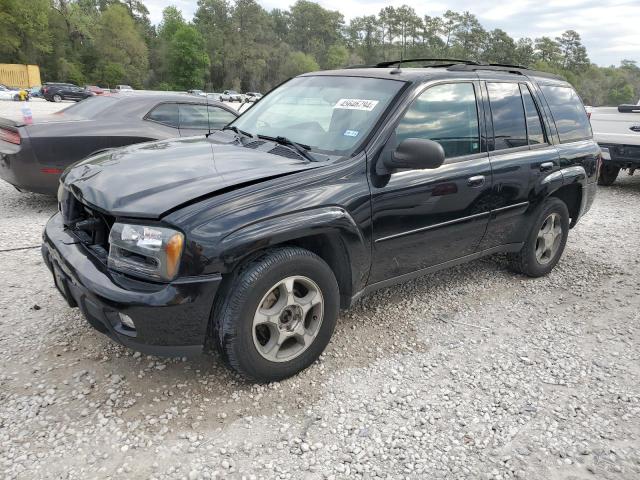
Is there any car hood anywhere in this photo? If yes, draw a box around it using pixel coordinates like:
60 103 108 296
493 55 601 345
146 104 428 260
63 135 318 218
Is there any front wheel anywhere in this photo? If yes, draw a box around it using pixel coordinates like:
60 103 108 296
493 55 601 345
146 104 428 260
508 197 570 277
597 164 620 186
212 247 339 382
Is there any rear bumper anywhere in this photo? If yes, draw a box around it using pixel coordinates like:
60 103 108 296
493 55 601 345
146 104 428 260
598 143 640 168
42 212 221 356
0 137 60 195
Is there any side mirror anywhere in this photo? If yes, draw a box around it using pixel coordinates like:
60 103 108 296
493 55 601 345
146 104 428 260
382 138 445 173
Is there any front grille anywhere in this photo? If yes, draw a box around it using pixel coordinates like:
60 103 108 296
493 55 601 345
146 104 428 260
60 188 113 258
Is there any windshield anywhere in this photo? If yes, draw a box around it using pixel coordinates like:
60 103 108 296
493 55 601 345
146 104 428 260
230 75 404 155
59 96 119 118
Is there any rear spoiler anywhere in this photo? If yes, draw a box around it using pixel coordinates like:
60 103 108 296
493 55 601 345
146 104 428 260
618 104 640 113
0 117 24 129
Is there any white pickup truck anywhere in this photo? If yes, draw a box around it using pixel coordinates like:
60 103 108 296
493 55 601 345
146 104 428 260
589 102 640 185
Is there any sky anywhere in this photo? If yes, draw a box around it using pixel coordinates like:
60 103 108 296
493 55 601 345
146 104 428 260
142 0 640 66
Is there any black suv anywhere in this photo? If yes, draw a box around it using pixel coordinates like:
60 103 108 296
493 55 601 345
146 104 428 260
43 83 94 102
42 61 599 382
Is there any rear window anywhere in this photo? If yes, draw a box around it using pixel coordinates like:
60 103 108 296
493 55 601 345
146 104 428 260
59 96 119 118
540 85 591 142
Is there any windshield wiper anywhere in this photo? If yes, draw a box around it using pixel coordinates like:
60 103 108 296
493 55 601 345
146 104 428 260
257 134 317 162
222 125 254 139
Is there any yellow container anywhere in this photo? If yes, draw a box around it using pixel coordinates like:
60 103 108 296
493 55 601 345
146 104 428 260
0 64 42 88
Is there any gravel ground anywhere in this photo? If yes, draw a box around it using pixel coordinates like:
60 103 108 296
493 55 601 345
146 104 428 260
1 168 639 479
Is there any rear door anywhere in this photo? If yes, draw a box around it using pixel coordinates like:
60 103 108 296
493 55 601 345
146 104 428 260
369 80 492 283
477 79 561 250
538 84 599 184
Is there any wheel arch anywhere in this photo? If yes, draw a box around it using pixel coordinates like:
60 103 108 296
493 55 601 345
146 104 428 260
217 207 369 308
545 165 587 228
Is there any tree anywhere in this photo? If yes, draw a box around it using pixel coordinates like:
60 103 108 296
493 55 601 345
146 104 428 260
167 25 210 90
483 29 517 64
556 30 589 72
94 3 148 87
283 51 319 78
0 0 51 62
326 44 349 69
288 0 343 67
535 36 562 65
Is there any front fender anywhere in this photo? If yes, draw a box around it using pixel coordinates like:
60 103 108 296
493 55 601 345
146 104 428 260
217 206 369 292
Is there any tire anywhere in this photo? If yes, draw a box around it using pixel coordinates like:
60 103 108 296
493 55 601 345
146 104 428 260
211 247 340 382
598 164 619 186
508 197 570 277
53 94 62 103
13 94 20 101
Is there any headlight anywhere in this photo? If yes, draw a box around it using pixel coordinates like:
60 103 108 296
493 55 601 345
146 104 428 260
108 223 184 281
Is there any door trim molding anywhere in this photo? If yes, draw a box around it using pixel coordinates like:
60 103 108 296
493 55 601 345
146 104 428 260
375 210 490 243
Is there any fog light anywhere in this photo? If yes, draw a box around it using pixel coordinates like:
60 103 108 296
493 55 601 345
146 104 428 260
118 312 135 329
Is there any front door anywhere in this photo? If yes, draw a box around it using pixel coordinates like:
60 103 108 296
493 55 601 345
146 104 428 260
369 81 492 284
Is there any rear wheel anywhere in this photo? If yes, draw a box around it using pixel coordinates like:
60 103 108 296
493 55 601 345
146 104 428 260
598 164 619 186
53 94 62 103
212 247 339 382
508 197 569 277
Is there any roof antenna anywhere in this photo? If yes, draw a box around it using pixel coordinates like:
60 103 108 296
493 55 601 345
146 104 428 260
205 90 212 137
390 54 403 74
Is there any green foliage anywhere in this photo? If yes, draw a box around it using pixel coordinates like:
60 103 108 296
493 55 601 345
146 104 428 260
95 4 148 88
6 1 639 105
325 45 349 70
167 25 210 90
0 0 51 62
283 51 319 78
99 62 125 86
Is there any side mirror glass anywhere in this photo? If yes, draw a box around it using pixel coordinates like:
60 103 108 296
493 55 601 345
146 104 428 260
383 138 445 173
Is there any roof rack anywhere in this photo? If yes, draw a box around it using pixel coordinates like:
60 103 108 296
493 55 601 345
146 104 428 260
375 58 480 68
447 63 564 80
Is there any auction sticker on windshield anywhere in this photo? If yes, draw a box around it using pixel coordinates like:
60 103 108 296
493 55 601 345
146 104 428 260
334 99 379 111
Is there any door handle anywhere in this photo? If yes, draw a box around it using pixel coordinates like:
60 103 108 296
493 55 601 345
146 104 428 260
467 175 485 187
540 162 554 172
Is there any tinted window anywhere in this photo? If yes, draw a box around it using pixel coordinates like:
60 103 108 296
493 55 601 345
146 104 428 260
520 85 546 145
179 104 210 129
394 82 480 158
179 104 236 130
147 103 179 128
207 106 236 129
487 82 527 150
540 85 591 142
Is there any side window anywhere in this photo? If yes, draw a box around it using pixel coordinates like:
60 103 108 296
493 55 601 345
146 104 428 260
394 82 480 159
540 85 591 142
179 104 210 129
207 106 237 129
520 84 546 145
146 103 179 128
487 82 527 150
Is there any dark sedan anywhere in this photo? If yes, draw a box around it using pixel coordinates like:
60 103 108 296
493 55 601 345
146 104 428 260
0 94 238 195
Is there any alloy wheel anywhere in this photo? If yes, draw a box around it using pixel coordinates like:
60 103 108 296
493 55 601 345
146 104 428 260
252 275 324 362
535 213 562 264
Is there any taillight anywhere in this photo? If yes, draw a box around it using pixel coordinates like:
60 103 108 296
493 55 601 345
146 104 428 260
0 128 20 145
42 87 48 94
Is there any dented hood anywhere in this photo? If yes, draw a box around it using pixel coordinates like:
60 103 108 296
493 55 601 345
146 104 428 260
63 135 316 218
